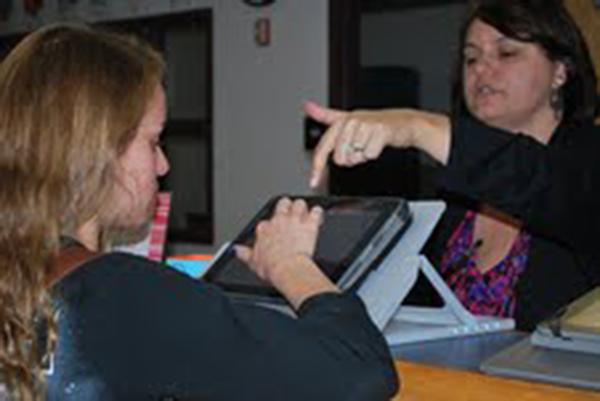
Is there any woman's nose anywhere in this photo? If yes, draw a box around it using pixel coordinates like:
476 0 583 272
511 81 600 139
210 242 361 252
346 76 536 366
472 55 496 76
156 147 170 177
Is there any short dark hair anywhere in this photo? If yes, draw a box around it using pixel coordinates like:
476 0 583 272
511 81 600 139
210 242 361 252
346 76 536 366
451 0 598 126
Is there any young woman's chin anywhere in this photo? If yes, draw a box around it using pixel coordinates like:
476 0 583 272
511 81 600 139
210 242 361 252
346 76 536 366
107 217 153 245
103 200 156 242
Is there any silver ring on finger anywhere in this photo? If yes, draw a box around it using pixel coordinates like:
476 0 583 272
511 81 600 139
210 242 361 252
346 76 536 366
350 143 365 153
343 142 365 154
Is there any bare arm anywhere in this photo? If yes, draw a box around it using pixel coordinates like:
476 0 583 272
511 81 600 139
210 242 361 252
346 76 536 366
305 101 451 188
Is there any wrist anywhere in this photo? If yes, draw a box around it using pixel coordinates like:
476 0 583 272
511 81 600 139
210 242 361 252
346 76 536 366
413 111 451 164
270 253 340 310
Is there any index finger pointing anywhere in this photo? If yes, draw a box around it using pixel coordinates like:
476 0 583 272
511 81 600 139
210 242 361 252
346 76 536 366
304 101 347 126
310 121 342 188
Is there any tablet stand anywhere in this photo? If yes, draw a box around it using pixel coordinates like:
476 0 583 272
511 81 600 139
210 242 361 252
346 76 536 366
383 256 515 345
356 201 515 346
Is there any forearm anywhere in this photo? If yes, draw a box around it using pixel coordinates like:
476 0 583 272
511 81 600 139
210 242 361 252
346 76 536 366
408 110 452 165
269 254 340 310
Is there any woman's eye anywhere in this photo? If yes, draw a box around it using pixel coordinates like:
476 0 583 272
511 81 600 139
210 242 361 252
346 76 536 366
464 55 477 66
499 50 518 59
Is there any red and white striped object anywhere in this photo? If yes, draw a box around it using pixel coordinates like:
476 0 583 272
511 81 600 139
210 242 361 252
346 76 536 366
147 192 171 262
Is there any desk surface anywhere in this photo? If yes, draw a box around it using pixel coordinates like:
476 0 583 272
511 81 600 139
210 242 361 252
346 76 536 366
390 331 600 398
392 360 600 401
391 331 525 370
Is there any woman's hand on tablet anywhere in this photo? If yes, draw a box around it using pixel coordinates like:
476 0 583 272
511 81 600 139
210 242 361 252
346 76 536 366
235 197 339 309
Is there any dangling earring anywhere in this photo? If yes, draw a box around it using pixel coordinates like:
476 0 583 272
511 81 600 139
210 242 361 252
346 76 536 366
550 87 564 121
550 67 566 121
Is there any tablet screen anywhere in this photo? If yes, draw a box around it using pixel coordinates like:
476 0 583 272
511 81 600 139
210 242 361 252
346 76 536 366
204 196 407 298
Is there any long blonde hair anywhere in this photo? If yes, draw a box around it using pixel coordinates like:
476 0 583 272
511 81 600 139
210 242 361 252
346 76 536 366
0 24 164 400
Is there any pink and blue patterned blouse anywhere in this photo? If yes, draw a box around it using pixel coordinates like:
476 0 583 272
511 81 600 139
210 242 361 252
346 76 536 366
439 210 531 318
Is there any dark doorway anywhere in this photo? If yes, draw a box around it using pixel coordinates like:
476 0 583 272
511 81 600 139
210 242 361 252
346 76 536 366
327 0 422 199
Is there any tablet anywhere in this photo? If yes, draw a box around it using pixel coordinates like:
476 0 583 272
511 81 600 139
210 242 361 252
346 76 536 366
204 195 411 304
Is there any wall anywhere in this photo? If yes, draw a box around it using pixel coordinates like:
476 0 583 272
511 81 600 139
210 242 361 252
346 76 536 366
361 3 468 112
209 1 328 250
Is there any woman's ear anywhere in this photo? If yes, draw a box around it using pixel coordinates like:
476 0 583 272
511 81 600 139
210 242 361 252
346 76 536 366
552 62 568 90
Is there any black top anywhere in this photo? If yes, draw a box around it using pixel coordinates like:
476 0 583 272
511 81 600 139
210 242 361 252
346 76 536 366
47 253 398 401
425 116 600 331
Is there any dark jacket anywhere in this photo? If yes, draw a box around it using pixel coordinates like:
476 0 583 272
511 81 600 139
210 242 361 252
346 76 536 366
426 116 600 331
48 253 399 401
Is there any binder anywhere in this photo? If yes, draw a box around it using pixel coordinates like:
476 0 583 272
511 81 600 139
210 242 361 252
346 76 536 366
531 287 600 355
481 288 600 391
481 336 600 391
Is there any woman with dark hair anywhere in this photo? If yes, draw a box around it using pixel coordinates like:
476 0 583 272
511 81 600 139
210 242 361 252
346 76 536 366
451 0 597 125
307 0 600 331
0 24 398 401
